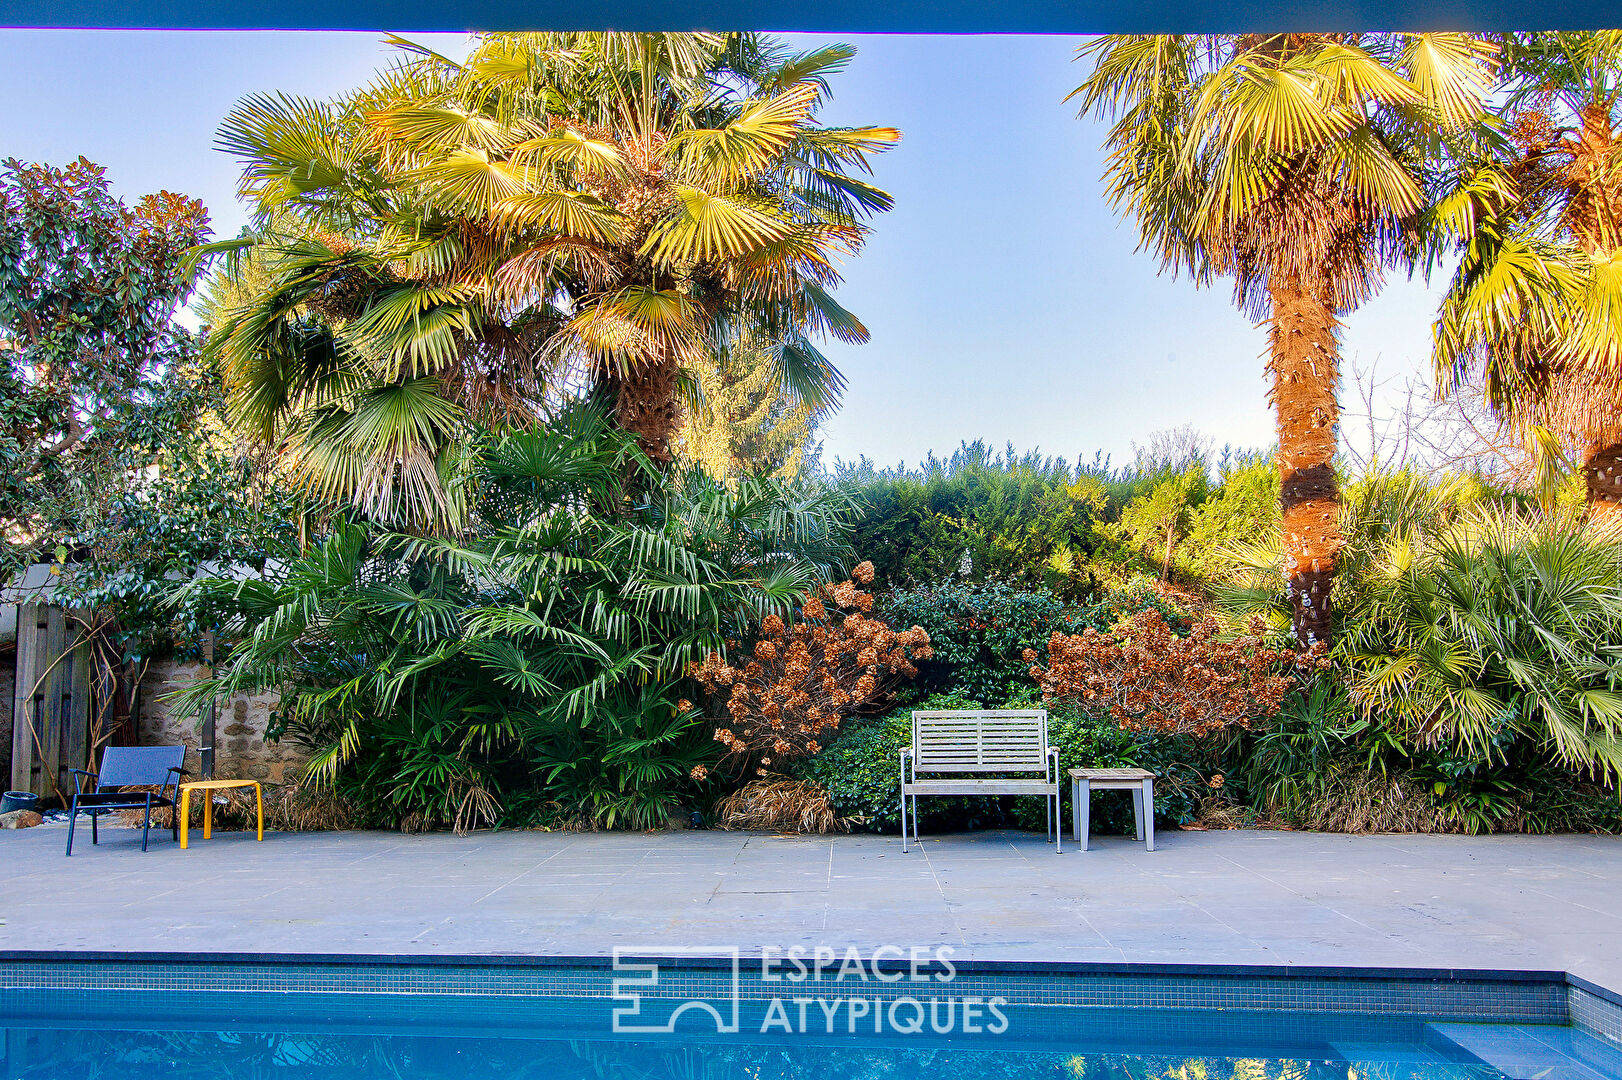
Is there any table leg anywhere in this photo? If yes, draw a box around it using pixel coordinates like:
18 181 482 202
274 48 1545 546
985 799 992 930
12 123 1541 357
179 789 190 850
1077 779 1091 851
203 791 212 840
1132 786 1145 841
1143 778 1155 852
255 783 264 841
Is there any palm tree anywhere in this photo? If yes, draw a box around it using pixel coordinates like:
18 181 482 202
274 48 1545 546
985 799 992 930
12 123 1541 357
1072 34 1497 647
1433 31 1622 517
203 33 897 526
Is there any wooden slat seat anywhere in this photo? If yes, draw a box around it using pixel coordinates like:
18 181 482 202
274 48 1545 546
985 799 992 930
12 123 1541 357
903 778 1058 795
900 710 1060 852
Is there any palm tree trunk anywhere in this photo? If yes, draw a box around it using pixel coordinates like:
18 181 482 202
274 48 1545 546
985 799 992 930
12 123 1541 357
1584 442 1622 519
1268 276 1342 649
603 353 683 463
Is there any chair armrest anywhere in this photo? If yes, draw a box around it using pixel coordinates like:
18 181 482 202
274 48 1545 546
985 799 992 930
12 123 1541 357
1047 747 1060 784
898 747 913 784
69 768 97 795
161 766 188 801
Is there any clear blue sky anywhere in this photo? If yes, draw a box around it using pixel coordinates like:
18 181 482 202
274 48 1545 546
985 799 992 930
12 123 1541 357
0 29 1446 469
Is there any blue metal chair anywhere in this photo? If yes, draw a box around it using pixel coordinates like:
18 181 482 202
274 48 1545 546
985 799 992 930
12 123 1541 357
65 746 188 856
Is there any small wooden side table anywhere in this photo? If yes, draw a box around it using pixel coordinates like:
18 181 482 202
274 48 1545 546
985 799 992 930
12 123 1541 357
178 780 264 849
1069 767 1155 851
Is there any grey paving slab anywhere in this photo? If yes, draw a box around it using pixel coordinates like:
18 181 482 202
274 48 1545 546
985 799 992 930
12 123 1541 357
2 823 1620 992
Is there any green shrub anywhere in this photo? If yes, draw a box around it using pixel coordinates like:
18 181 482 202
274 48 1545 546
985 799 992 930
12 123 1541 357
880 578 1185 706
178 401 856 832
836 443 1149 598
880 583 1087 704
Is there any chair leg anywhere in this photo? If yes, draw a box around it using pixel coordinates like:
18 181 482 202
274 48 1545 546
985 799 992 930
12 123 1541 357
91 809 98 844
142 797 153 852
66 801 78 856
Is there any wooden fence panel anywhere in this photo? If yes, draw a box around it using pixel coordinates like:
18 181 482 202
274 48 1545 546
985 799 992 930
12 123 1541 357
8 603 99 803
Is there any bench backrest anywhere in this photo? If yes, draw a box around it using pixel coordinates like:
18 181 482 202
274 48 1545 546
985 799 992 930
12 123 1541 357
912 710 1048 773
96 745 186 790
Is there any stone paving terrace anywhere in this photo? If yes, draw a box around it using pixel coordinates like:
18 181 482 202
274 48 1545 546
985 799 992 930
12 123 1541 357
2 826 1619 990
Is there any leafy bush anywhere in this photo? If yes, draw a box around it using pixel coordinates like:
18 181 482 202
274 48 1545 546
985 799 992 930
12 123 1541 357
696 561 933 776
179 402 857 831
879 578 1184 706
836 442 1146 598
880 582 1087 704
1029 610 1316 736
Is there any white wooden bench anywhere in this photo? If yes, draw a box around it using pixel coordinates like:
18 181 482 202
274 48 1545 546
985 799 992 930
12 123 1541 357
899 710 1061 853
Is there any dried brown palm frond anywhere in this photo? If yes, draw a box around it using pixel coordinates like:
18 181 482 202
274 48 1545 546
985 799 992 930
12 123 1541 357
714 777 847 833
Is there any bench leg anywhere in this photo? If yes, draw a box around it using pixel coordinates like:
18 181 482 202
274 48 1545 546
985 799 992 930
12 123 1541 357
1143 778 1155 852
1053 790 1061 854
900 785 908 853
1077 779 1091 852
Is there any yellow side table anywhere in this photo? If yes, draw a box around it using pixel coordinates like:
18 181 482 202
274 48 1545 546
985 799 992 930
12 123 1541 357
178 779 264 849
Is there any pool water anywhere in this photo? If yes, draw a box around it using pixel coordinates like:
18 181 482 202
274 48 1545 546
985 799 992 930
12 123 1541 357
5 991 1615 1080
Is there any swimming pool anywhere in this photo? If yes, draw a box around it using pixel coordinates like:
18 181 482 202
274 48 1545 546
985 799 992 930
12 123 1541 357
4 954 1621 1080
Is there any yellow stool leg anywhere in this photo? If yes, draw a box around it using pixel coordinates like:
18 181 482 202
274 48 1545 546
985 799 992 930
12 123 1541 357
180 789 190 849
255 784 264 841
203 792 212 840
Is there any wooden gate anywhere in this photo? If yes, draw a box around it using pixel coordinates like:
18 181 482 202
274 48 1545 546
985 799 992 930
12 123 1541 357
9 604 94 804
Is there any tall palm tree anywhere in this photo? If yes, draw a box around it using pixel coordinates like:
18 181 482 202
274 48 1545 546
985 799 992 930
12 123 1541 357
1433 31 1622 517
204 33 897 526
1072 34 1497 647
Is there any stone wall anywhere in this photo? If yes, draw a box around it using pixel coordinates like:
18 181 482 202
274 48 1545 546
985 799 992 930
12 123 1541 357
138 660 302 786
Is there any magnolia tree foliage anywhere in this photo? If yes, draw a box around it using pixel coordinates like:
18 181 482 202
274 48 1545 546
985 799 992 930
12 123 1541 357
0 159 295 655
0 158 210 576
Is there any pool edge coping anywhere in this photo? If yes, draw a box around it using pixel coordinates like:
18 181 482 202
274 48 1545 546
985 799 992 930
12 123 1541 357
0 949 1579 986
